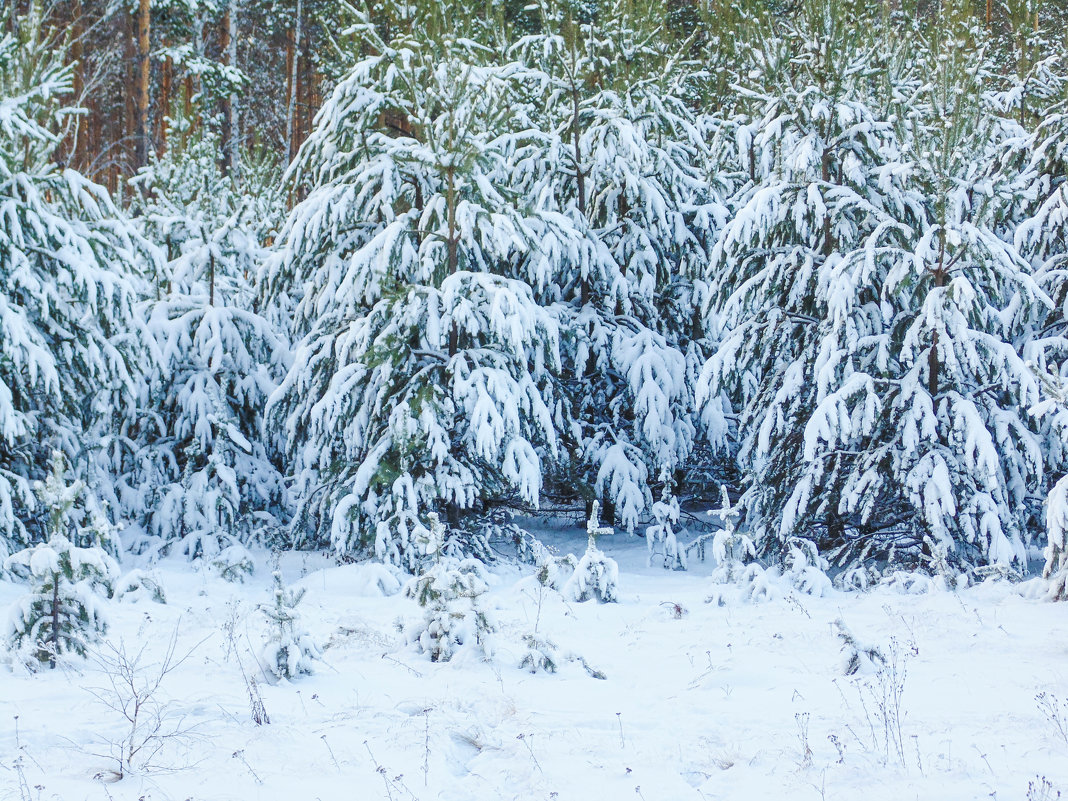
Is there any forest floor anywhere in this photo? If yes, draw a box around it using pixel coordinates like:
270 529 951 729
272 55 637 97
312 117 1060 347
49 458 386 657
2 518 1067 801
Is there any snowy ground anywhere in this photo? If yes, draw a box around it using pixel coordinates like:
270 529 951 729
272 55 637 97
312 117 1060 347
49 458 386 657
2 520 1068 801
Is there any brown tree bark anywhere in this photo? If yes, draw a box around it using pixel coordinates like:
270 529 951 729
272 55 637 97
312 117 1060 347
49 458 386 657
285 0 303 164
133 0 151 170
220 5 233 174
69 0 86 171
158 55 172 155
183 73 195 149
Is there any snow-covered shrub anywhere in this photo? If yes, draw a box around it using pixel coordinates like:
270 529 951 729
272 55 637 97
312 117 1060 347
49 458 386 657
705 536 830 605
114 570 167 604
511 527 577 590
834 618 886 676
512 525 557 567
210 544 255 583
1044 475 1068 600
535 552 578 593
405 515 497 662
781 538 833 598
258 571 321 680
518 633 560 675
876 570 942 595
706 563 780 606
707 487 756 584
834 565 880 592
646 480 685 570
563 502 619 603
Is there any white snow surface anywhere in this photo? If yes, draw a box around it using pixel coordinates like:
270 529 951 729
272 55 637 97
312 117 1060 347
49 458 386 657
2 523 1067 800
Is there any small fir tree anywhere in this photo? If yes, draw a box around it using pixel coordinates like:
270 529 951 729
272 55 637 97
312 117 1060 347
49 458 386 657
709 486 755 583
564 501 619 602
4 454 118 668
646 473 686 570
258 570 321 679
405 514 497 662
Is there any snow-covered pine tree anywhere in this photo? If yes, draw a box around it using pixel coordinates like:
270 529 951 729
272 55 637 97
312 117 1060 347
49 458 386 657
645 471 685 569
1044 475 1068 599
515 0 726 531
4 453 119 668
258 570 321 678
121 130 289 562
699 0 1049 571
564 500 619 602
405 513 497 662
1010 40 1068 583
856 16 1049 569
697 0 925 564
264 7 566 567
0 4 156 557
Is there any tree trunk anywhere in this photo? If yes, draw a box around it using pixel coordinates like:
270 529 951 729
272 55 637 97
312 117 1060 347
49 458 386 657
301 25 313 148
928 230 947 398
446 165 459 358
50 580 59 669
69 0 85 171
158 56 172 155
821 148 834 257
285 0 304 164
133 0 151 170
219 0 238 175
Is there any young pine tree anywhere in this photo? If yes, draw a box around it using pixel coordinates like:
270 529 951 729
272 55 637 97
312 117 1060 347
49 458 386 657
404 513 497 662
4 453 119 669
258 570 321 679
122 130 289 561
264 9 565 567
0 5 157 557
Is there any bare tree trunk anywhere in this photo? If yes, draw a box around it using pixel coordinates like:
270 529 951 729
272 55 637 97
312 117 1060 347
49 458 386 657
303 30 315 145
50 581 59 670
228 0 239 171
182 74 194 149
122 8 136 181
133 0 151 170
69 0 85 171
219 0 238 175
158 55 172 155
285 0 303 164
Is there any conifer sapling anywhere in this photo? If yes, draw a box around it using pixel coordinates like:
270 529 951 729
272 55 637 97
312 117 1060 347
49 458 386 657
4 453 118 668
258 570 321 679
564 501 619 603
405 514 497 662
